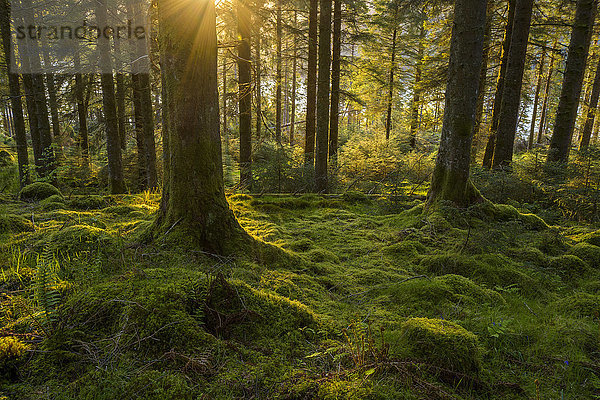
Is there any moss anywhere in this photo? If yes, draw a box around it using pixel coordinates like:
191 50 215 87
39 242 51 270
229 193 253 202
470 202 547 230
554 293 600 318
0 149 13 166
68 195 108 210
548 255 590 278
101 205 138 216
387 317 481 374
0 336 28 381
568 242 600 268
40 195 65 205
45 225 117 256
0 214 34 234
581 230 600 247
287 237 313 252
383 240 427 257
423 212 452 232
534 229 569 256
18 182 62 201
305 248 340 263
342 191 370 204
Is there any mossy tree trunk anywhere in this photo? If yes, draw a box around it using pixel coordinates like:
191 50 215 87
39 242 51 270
538 41 557 144
482 0 515 169
238 0 252 188
385 21 398 142
275 0 282 145
528 47 545 150
579 51 600 150
315 0 332 193
410 21 425 149
491 0 533 169
329 0 342 163
304 0 318 167
427 0 487 208
74 53 89 167
548 0 597 163
0 0 29 185
156 0 248 253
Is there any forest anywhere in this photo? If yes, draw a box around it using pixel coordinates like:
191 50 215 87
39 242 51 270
1 0 600 398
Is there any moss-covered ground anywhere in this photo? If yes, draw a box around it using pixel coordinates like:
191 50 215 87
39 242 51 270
1 187 600 399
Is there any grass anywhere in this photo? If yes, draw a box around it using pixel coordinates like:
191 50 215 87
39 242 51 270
1 190 600 399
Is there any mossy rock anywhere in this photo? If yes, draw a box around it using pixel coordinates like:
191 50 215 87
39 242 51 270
0 214 34 234
18 182 62 202
387 317 481 374
45 225 117 255
40 194 66 211
554 293 600 318
68 195 108 210
40 194 65 205
548 255 590 278
569 243 600 268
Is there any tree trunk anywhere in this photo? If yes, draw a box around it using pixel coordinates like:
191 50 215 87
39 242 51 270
156 0 247 253
275 0 283 145
43 50 61 158
139 73 158 189
538 41 557 143
385 25 397 141
74 53 89 166
304 0 318 165
548 0 597 163
223 57 228 142
492 0 534 169
0 0 29 185
471 0 493 163
96 0 125 193
255 35 262 141
579 53 600 150
329 0 342 162
315 0 332 193
427 0 487 207
410 21 425 149
290 11 297 146
238 0 252 187
528 47 546 150
482 0 515 168
132 73 147 190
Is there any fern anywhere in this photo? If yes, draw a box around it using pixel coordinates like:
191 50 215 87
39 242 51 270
34 247 61 333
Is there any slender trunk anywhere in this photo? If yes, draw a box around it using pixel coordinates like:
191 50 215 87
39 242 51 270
304 0 318 165
579 53 600 150
114 39 127 151
385 25 398 141
255 35 262 141
74 53 89 166
132 74 147 190
410 22 425 149
238 0 252 187
223 57 227 141
548 0 597 163
43 51 61 158
471 1 493 163
492 0 534 169
329 0 342 161
96 0 125 193
275 0 282 144
538 41 557 143
427 0 487 206
482 0 516 168
139 73 158 189
315 0 332 193
0 0 29 185
528 48 546 150
290 11 297 146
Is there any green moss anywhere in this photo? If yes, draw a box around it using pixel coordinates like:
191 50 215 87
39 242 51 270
387 317 481 373
18 182 62 201
581 230 600 247
0 149 13 166
287 237 313 252
383 240 427 257
548 255 590 278
568 243 600 268
68 195 108 210
342 191 370 204
0 336 28 381
0 214 34 234
554 293 600 318
40 194 65 205
45 225 117 256
102 205 138 216
305 248 340 263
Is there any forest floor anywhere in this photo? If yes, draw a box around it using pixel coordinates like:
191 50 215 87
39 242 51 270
1 185 600 399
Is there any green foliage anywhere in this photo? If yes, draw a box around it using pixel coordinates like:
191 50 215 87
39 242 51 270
548 255 590 279
568 242 600 268
34 248 61 333
0 214 34 234
68 195 108 210
554 292 600 318
44 225 117 257
18 182 62 202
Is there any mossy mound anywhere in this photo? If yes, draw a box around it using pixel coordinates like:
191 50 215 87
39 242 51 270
554 293 600 318
40 194 65 205
18 182 62 202
387 274 505 316
0 149 13 166
0 214 34 234
387 317 481 374
40 194 66 211
68 195 108 210
470 202 548 230
383 240 427 257
342 191 370 204
581 230 600 247
548 255 590 278
44 225 117 255
419 253 537 294
568 243 600 268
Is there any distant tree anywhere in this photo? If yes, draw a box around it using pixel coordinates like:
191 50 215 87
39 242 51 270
329 0 342 162
315 0 331 193
304 0 318 166
579 50 600 150
548 0 597 163
238 0 252 187
427 0 487 207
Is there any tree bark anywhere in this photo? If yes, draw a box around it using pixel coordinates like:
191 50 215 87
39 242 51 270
315 0 331 193
427 0 487 207
528 47 546 150
275 0 283 145
579 53 600 150
304 0 318 165
238 0 252 187
255 35 262 141
290 11 297 146
538 41 557 144
548 0 597 163
385 24 397 141
74 53 89 167
492 0 534 169
410 21 425 149
482 0 515 168
156 0 247 253
329 0 342 162
0 0 29 185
